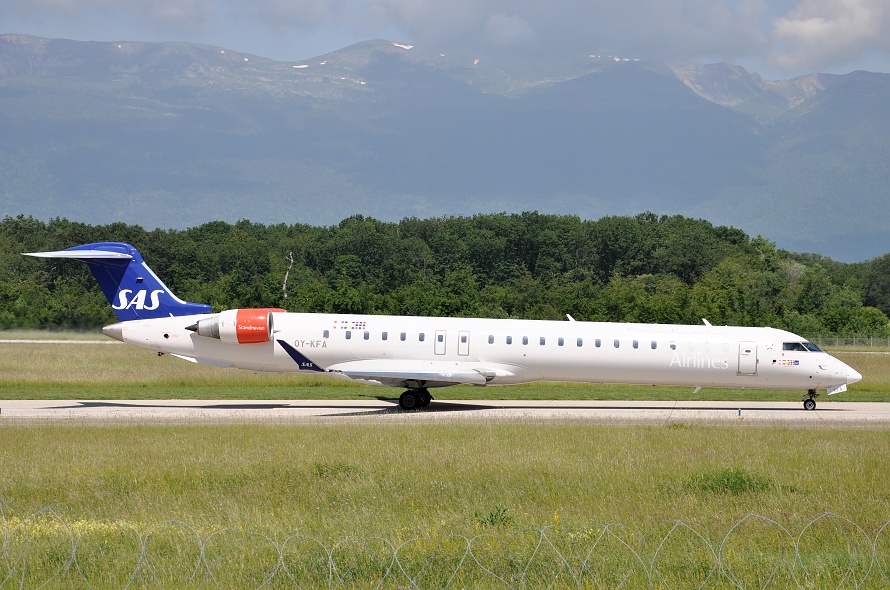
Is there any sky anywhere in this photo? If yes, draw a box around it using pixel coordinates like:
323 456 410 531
2 0 890 79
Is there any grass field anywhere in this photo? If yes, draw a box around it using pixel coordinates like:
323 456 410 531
2 424 889 587
1 335 889 587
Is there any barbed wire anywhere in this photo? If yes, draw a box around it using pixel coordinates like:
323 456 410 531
1 506 888 588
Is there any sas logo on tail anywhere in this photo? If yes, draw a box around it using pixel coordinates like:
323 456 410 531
112 289 165 311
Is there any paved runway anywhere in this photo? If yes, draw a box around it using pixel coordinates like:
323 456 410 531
2 399 889 426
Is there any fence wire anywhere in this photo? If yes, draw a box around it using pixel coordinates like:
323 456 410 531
1 507 889 588
811 336 890 348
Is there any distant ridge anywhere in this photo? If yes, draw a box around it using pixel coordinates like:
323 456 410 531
0 34 888 261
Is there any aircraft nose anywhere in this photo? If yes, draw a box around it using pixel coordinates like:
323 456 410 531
847 365 862 385
102 322 124 342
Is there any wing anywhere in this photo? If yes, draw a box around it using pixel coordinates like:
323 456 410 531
327 359 493 388
276 340 497 388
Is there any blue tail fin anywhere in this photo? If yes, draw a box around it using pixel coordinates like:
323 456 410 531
24 242 212 321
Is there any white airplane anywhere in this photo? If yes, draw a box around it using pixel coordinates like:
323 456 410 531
26 242 862 411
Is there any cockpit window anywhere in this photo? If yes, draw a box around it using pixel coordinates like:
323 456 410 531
784 342 820 352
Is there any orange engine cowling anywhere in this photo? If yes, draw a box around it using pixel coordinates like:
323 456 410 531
188 308 285 344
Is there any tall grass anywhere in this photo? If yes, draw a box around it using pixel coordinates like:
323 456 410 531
1 424 888 587
2 424 888 539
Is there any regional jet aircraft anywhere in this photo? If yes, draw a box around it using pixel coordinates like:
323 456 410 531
26 242 862 410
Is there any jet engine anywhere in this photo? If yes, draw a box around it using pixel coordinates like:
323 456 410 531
186 309 284 344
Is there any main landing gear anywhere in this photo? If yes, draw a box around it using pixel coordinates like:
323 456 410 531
399 388 432 411
802 389 818 411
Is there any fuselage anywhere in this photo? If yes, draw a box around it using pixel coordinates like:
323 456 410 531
105 312 861 393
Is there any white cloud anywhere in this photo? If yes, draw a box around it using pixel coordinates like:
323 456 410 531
770 0 889 71
355 0 774 61
2 0 210 32
1 0 888 75
231 0 329 30
482 13 538 49
143 0 206 28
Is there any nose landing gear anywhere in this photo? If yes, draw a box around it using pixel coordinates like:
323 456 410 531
802 389 818 411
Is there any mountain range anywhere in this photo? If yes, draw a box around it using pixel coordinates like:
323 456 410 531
0 34 887 261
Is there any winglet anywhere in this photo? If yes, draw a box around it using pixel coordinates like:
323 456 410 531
277 340 325 372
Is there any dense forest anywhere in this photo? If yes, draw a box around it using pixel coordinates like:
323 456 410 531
2 213 889 338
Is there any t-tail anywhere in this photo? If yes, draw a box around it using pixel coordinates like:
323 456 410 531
24 242 211 321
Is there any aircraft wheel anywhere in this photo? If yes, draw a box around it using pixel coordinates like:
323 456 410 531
399 390 420 411
419 391 432 407
803 398 816 411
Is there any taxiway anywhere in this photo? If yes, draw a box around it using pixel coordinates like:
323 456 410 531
1 399 888 426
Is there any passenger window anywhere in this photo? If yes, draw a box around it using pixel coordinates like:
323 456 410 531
506 336 513 345
558 337 564 346
522 336 528 345
540 337 546 345
651 341 657 349
461 335 468 343
345 331 352 340
670 342 677 350
633 340 638 349
419 333 425 342
488 335 494 344
382 332 388 341
614 339 620 348
400 332 406 341
595 339 601 348
577 338 583 347
323 330 329 339
437 334 444 343
364 331 369 340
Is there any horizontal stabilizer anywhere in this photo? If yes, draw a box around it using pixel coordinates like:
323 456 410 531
24 250 132 260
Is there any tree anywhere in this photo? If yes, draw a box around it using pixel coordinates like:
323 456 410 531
689 254 783 327
595 274 692 324
864 253 890 317
3 213 889 333
821 286 890 336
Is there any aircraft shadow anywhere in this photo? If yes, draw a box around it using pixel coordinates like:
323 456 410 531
411 403 843 413
45 399 498 417
44 400 842 417
48 401 384 411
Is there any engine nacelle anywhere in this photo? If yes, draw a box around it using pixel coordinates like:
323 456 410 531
187 308 284 344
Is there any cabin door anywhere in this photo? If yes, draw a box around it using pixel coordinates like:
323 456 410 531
458 331 470 356
738 342 758 375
